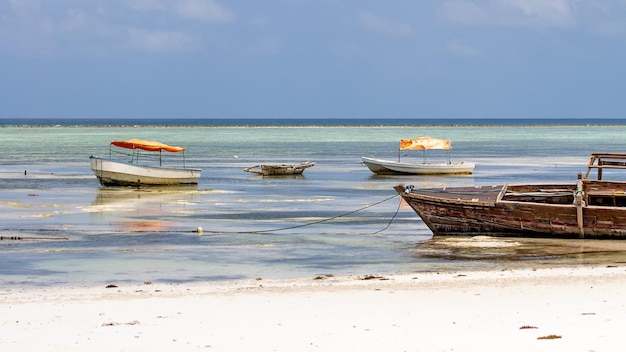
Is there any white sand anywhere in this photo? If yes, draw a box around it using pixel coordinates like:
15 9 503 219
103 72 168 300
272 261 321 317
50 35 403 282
1 265 625 351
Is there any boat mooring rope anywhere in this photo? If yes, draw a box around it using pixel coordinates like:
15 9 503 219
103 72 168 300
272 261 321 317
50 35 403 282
0 194 402 239
371 195 403 235
221 194 401 235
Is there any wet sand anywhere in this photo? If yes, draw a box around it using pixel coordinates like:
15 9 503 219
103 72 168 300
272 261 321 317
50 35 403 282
1 265 624 351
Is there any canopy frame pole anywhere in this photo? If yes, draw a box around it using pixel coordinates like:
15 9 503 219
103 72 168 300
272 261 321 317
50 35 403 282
576 173 585 238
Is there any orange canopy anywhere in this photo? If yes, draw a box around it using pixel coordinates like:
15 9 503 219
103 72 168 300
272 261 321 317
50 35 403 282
399 137 451 151
111 139 185 153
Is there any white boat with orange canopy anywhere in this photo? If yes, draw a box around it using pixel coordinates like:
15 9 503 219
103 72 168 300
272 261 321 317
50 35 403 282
361 137 475 175
90 139 201 186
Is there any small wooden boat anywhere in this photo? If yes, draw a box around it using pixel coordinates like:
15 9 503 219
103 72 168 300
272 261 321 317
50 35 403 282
90 139 201 186
244 161 315 176
362 137 475 175
395 153 626 239
362 157 475 175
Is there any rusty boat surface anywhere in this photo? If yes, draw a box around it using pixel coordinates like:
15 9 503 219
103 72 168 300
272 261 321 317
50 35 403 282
395 153 626 239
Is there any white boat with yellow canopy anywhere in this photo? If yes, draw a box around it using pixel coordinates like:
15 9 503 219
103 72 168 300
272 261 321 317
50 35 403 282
90 139 201 186
361 137 475 175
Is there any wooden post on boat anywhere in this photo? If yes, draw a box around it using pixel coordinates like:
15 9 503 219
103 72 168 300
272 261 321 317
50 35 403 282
576 172 585 238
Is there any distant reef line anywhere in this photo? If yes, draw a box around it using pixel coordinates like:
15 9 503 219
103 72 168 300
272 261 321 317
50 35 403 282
2 123 626 128
2 118 626 128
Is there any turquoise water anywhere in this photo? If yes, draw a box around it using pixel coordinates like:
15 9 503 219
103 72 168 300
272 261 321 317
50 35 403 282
3 121 626 287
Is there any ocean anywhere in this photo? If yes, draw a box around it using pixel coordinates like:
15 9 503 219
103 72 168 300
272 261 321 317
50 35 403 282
3 118 626 288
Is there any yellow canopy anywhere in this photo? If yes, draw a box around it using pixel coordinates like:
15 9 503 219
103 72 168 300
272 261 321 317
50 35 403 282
399 137 451 151
111 139 185 153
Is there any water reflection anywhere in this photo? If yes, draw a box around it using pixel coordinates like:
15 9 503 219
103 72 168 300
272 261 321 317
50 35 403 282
90 187 200 232
412 236 626 266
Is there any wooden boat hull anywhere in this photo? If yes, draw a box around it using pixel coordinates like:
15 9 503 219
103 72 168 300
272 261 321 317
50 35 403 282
394 182 626 239
362 157 474 175
244 162 315 176
90 156 201 186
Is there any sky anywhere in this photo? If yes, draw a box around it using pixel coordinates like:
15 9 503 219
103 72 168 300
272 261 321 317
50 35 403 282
2 0 626 119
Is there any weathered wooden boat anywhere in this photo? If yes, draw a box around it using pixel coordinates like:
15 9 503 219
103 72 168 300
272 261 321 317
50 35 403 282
394 153 626 239
244 161 315 176
362 137 475 175
90 139 201 186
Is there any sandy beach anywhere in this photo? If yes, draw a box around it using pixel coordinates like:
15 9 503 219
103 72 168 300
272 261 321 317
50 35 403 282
1 265 624 351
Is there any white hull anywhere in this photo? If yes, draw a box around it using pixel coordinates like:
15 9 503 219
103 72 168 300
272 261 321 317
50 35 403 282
361 156 474 175
90 156 201 186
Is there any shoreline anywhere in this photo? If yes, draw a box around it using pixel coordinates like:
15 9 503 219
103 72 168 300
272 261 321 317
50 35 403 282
2 265 624 351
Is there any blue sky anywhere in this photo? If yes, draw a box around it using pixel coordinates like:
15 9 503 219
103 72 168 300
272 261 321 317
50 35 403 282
2 0 626 119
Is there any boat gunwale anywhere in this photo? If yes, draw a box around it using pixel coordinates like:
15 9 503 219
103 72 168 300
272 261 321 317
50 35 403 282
361 156 474 168
90 156 201 172
397 185 502 207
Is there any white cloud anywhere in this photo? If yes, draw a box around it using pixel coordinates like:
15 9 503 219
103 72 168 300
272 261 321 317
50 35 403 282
439 1 489 25
61 8 89 32
127 28 197 52
572 1 626 37
440 0 575 27
125 0 167 12
249 36 280 55
0 0 236 55
8 0 42 15
446 39 482 57
125 0 235 23
175 0 234 23
358 11 412 36
496 0 574 26
591 20 626 37
249 15 270 28
438 0 626 38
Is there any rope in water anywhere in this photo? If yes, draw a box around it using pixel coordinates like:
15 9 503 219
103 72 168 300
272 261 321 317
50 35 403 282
371 195 403 235
199 194 400 235
0 194 402 238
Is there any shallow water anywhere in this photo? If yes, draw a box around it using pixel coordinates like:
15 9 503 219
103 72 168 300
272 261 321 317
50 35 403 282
3 121 626 288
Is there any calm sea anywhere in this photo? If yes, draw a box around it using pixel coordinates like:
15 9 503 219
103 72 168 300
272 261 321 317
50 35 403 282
3 118 626 288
